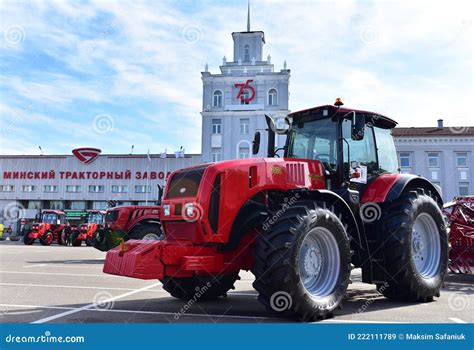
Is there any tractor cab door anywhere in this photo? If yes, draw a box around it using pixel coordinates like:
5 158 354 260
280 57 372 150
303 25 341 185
341 118 378 191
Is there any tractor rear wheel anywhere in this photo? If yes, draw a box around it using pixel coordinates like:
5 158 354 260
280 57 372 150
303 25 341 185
71 232 82 246
161 273 240 301
23 233 34 245
379 190 448 301
85 238 95 246
251 200 351 321
40 232 53 246
131 224 164 241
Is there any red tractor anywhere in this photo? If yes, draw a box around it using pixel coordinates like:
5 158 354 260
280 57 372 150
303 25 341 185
94 205 164 251
104 101 448 321
70 210 106 247
23 209 70 245
443 196 474 274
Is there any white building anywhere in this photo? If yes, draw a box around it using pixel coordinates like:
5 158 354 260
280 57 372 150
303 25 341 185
201 6 290 163
393 120 474 201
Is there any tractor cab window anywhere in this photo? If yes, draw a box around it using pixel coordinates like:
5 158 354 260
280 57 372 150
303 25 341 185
287 118 338 169
88 213 104 224
42 213 58 224
373 127 399 173
342 119 378 175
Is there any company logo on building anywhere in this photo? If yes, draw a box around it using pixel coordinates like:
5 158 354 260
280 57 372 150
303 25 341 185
235 79 256 102
72 148 101 164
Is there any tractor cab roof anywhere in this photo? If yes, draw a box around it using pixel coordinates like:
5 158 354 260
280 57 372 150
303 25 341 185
289 105 397 129
41 209 65 215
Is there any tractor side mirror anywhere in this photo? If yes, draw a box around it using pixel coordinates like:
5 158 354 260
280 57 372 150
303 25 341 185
252 131 261 155
157 184 164 204
352 114 365 140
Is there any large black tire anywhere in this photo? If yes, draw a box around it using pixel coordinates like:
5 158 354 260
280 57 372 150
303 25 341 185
23 233 34 245
251 200 351 321
39 232 53 246
85 238 95 246
131 224 164 241
379 190 448 302
71 232 82 246
161 273 240 301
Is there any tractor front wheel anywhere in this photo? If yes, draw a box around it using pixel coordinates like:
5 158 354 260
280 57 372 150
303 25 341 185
161 273 240 301
23 233 34 245
251 200 351 321
131 224 164 241
71 232 82 246
380 191 448 301
40 232 53 246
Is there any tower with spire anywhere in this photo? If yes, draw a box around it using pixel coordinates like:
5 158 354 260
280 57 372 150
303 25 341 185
201 1 290 163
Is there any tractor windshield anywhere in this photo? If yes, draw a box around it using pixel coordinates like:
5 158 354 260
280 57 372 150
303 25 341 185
42 213 58 224
286 118 338 169
88 213 104 224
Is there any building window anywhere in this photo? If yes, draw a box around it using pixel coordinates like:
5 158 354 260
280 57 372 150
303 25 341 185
213 90 223 107
244 45 250 62
212 148 221 162
21 185 36 192
49 201 64 210
459 182 469 196
92 201 107 210
456 152 468 167
0 185 14 192
89 185 105 193
212 119 222 134
240 118 249 134
399 153 411 168
427 153 439 168
70 201 86 210
112 185 128 193
44 185 58 193
239 145 250 159
135 185 151 193
66 185 82 193
268 88 277 106
27 201 41 210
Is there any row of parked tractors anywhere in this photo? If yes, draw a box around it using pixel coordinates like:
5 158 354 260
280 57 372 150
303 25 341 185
23 205 164 249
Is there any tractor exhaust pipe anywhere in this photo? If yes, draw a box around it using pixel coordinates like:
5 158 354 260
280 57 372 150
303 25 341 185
265 115 275 157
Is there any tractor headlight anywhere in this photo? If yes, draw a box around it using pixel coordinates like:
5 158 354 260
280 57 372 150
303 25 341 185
163 204 170 216
185 203 194 217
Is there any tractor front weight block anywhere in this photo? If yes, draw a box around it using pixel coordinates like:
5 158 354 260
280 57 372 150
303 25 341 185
103 239 225 280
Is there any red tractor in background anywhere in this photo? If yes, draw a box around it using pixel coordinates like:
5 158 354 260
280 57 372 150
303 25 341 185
23 209 70 245
94 205 164 251
70 210 106 247
104 101 448 321
443 196 474 274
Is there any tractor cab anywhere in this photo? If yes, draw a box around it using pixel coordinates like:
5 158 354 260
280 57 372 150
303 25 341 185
37 210 67 226
86 210 106 225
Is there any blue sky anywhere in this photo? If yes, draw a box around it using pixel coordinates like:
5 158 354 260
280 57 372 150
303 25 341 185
0 0 472 155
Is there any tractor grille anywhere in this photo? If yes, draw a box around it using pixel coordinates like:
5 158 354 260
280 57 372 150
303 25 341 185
286 163 305 185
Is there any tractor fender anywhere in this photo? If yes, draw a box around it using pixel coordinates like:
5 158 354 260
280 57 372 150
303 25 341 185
362 173 443 207
129 219 161 235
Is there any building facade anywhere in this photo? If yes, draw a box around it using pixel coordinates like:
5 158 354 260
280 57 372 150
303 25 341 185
0 152 201 230
393 120 474 201
201 12 290 163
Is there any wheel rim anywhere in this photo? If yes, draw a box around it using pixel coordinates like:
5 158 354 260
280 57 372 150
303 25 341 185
411 213 441 278
298 227 340 297
142 233 163 241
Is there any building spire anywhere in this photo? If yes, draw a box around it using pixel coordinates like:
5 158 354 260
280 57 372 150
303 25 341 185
247 0 250 32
